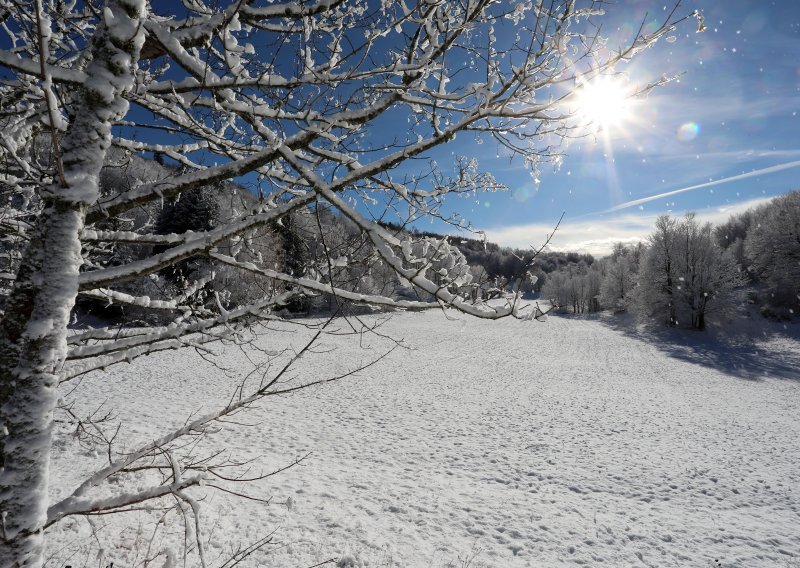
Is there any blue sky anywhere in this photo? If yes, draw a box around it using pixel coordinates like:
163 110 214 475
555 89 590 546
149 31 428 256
5 1 794 257
421 0 800 255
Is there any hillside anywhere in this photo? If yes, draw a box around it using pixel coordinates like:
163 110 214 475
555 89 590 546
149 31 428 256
374 222 595 295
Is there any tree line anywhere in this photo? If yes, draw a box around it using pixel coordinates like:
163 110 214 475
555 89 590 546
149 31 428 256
539 191 800 329
3 156 599 325
6 157 794 334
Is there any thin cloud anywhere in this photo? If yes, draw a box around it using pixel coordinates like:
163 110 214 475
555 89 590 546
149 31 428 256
483 196 775 257
649 149 800 164
649 92 798 125
604 160 800 213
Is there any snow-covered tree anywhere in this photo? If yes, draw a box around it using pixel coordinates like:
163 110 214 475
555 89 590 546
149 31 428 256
0 0 695 563
636 215 680 326
715 207 754 271
599 242 641 312
541 262 601 314
674 215 744 329
636 214 743 329
744 190 800 316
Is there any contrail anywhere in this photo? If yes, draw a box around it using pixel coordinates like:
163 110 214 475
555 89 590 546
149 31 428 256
604 159 800 213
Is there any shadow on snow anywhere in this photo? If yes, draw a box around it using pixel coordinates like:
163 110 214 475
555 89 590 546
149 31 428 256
566 311 800 383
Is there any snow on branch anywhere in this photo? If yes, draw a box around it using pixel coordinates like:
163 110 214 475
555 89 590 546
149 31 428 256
0 0 695 562
51 317 393 530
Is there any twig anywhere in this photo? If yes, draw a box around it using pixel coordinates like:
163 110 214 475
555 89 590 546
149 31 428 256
33 0 66 187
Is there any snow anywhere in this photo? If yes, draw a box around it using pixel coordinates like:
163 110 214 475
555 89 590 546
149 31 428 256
47 310 800 567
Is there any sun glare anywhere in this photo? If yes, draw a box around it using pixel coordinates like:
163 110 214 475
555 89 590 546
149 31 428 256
573 76 633 131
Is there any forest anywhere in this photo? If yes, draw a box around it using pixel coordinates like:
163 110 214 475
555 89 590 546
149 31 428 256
539 191 800 329
7 153 796 333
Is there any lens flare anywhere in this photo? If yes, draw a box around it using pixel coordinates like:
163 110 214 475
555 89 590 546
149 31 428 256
677 122 700 141
513 186 532 203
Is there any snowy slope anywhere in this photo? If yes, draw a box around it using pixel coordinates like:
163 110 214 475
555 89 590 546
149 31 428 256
47 310 800 567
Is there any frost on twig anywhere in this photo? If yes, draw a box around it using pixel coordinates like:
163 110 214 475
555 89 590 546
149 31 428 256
0 0 692 564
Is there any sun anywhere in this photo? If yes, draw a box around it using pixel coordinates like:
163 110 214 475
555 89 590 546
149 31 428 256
572 76 633 132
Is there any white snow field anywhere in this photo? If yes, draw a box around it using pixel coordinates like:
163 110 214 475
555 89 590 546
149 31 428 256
48 309 800 568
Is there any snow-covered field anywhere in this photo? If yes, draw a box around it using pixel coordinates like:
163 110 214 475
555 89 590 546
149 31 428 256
48 309 800 567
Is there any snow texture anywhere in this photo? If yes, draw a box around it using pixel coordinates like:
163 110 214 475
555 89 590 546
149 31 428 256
45 310 800 567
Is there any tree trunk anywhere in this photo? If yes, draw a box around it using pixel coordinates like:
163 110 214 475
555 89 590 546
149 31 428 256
665 259 676 326
0 205 86 565
0 2 144 564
